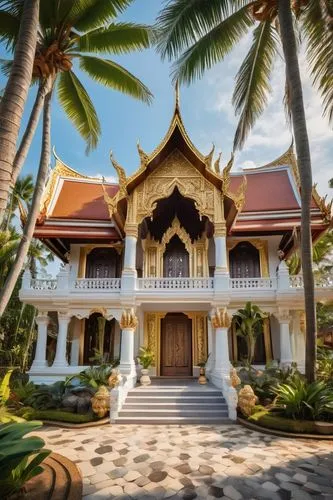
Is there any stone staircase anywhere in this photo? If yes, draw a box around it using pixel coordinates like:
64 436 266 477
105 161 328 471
115 379 230 424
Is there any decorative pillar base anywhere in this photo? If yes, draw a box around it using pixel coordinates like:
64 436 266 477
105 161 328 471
30 361 48 371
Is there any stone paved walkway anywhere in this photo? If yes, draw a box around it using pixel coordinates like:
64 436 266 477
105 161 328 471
36 424 333 500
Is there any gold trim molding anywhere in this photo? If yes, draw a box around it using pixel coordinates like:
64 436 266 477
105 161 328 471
227 239 269 277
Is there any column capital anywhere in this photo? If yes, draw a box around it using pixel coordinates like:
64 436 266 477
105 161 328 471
124 223 138 238
58 312 71 324
214 222 226 237
211 307 231 329
120 308 138 330
275 309 290 324
36 313 49 325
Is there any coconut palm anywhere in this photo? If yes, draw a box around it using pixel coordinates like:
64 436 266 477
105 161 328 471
0 0 39 226
3 174 34 229
0 0 153 316
0 0 153 184
156 0 332 382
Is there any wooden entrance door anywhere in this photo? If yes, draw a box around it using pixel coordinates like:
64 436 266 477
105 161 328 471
161 314 192 376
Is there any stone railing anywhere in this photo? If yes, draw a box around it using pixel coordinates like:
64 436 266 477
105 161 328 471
137 277 214 290
30 279 57 290
290 274 333 289
72 278 121 290
230 277 277 289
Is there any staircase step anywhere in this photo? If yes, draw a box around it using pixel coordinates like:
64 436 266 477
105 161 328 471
116 416 232 424
126 396 226 404
123 399 227 411
129 390 222 397
119 409 228 418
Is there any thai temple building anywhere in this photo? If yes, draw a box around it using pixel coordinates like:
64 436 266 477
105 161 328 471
20 89 333 422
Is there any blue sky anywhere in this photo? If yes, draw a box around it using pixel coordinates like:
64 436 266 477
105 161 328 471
1 0 332 198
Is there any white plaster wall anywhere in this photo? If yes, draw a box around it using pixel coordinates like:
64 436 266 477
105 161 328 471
69 244 80 280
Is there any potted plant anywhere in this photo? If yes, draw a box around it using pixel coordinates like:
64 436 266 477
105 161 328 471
197 354 210 385
137 346 154 386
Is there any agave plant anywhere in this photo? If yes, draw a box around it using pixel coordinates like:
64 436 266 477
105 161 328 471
0 421 50 498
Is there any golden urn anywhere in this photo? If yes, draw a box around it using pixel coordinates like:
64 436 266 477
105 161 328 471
91 385 110 418
238 385 257 417
198 367 207 385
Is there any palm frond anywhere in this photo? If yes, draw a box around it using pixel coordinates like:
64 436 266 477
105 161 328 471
57 70 101 152
232 21 279 151
172 5 253 84
0 10 20 49
78 22 152 55
79 55 153 104
156 0 248 60
0 57 12 77
302 0 333 124
69 0 131 32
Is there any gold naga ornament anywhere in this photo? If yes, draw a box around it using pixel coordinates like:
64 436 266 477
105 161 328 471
108 368 122 389
238 385 258 417
230 368 241 388
120 309 138 330
91 386 110 418
211 308 231 329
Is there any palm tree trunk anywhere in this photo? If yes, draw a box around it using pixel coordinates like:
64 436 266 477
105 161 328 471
12 80 50 186
0 86 53 317
278 0 316 382
0 0 39 226
21 307 37 372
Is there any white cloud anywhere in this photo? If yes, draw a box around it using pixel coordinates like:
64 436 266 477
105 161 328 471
201 42 333 197
93 172 118 183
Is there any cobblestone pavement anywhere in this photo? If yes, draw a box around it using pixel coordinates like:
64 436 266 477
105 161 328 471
36 424 333 500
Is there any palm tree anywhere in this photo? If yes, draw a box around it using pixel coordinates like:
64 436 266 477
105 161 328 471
0 229 20 287
233 302 268 364
3 174 34 229
156 0 332 382
1 0 153 185
0 0 39 226
0 0 153 316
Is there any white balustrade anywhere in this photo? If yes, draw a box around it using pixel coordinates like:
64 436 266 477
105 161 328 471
314 274 333 288
138 277 214 290
73 278 121 290
30 279 57 290
289 275 303 288
230 277 277 289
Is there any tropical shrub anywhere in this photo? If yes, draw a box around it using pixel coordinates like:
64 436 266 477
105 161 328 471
0 370 25 423
10 380 36 405
24 381 66 410
273 378 333 421
138 346 154 369
0 421 50 499
233 302 268 364
317 344 333 384
66 364 114 389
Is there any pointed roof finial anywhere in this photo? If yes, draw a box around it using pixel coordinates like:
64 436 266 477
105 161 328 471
175 79 180 113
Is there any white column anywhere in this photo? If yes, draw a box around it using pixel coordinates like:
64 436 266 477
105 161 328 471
70 318 80 366
205 318 215 377
210 308 231 388
52 313 70 368
123 235 137 272
277 310 292 366
118 309 138 387
214 224 229 293
30 313 49 370
277 260 290 290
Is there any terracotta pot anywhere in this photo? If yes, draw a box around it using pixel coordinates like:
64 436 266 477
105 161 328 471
314 421 333 435
198 367 207 385
140 368 151 386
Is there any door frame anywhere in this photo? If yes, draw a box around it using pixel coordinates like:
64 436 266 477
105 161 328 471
143 311 208 376
160 313 193 376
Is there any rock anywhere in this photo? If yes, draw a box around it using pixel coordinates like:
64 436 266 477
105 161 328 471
61 394 78 410
77 395 91 414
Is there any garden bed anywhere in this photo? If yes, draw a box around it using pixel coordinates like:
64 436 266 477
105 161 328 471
238 413 333 439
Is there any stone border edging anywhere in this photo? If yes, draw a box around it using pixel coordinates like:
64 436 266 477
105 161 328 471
39 417 109 428
237 417 333 440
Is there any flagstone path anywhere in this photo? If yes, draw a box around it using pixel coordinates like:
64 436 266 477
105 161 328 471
36 424 333 500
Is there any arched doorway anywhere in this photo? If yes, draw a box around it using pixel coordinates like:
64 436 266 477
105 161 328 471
86 248 121 278
160 313 192 376
229 241 260 278
163 235 189 278
83 313 117 364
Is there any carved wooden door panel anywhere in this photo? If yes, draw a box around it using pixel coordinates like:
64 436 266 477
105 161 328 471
161 315 192 376
86 248 120 279
163 236 189 277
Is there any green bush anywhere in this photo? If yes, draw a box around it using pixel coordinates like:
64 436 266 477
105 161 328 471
21 408 99 424
10 380 37 405
0 370 26 423
66 364 114 388
24 381 66 410
274 378 333 421
0 421 50 499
